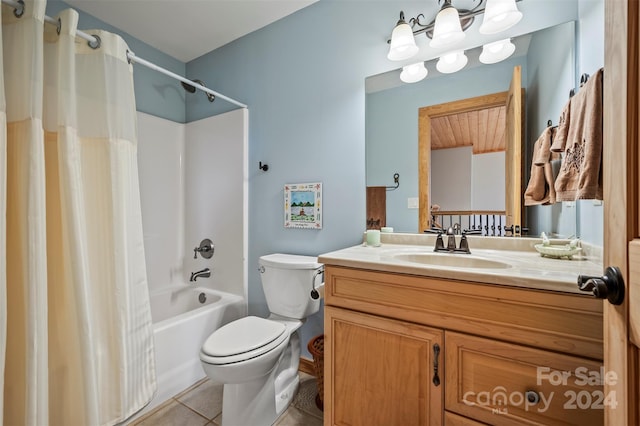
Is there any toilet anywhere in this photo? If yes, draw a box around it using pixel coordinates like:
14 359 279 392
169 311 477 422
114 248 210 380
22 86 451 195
200 253 324 426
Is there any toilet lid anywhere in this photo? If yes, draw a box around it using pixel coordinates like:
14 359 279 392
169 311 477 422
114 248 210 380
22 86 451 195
202 316 286 357
259 253 322 270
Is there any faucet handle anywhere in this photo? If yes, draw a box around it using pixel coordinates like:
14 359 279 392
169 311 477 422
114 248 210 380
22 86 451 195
194 238 215 259
434 232 446 252
455 233 471 254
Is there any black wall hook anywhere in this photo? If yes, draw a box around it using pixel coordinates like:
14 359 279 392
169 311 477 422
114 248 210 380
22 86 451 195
386 173 400 191
259 161 269 172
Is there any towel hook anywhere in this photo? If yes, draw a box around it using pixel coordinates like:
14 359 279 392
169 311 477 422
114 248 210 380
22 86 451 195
385 173 400 191
580 73 590 86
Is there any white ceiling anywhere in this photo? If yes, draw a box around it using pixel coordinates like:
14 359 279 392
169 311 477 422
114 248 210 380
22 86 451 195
64 0 319 63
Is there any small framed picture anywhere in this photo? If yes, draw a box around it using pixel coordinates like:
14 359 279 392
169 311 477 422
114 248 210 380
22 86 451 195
284 182 322 229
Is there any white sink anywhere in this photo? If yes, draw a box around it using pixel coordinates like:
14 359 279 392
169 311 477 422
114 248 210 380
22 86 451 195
391 252 512 269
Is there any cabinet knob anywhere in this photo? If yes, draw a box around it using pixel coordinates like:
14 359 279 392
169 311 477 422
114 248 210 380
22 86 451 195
525 390 540 405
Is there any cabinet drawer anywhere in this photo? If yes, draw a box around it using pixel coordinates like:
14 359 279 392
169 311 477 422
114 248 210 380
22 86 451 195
445 332 604 425
325 266 603 360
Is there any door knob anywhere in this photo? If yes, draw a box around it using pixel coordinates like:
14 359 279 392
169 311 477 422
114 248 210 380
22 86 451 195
577 266 625 305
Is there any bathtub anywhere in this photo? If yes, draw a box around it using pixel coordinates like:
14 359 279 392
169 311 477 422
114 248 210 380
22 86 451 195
137 286 245 417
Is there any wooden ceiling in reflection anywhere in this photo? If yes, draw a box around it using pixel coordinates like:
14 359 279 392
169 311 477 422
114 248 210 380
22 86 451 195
430 105 506 154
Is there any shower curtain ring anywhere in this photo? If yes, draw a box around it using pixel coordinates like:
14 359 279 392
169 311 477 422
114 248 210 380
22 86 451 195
56 18 61 35
13 0 24 17
88 34 101 50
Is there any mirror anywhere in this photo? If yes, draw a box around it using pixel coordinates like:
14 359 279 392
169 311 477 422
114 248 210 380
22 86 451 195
365 18 603 243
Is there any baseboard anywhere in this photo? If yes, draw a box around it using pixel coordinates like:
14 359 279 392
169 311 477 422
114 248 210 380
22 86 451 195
299 356 316 377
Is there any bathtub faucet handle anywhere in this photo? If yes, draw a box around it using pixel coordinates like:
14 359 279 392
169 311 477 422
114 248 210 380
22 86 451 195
193 238 215 259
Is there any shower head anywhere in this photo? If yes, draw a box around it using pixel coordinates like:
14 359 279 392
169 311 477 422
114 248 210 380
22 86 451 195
181 79 198 93
181 78 215 102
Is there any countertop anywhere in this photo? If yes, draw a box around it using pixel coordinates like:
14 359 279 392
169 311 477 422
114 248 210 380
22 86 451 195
318 233 603 295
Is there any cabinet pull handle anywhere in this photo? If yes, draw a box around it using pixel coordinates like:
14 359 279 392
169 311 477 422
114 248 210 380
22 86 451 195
432 343 441 386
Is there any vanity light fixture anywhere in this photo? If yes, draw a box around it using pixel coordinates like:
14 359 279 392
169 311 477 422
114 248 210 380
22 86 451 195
386 0 523 62
479 0 523 35
479 38 515 63
387 12 420 61
436 50 468 74
400 62 429 83
429 0 466 48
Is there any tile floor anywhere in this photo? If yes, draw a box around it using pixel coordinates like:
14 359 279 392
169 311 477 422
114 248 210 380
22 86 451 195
129 372 323 426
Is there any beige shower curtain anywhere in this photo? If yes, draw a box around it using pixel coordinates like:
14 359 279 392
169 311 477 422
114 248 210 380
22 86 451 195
1 1 156 425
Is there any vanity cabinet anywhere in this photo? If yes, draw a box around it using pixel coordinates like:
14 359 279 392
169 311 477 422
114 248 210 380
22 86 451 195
323 265 604 426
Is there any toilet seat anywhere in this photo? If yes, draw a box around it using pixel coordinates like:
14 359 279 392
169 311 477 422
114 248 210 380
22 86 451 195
201 316 288 365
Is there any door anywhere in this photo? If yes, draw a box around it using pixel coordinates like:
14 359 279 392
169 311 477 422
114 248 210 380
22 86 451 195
505 66 523 233
603 0 639 424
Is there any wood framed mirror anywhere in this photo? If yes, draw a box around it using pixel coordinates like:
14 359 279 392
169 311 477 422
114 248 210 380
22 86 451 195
418 66 523 233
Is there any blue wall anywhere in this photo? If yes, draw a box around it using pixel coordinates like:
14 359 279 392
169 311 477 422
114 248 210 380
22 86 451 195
526 22 577 239
47 1 186 123
576 0 604 246
185 0 581 353
186 1 405 350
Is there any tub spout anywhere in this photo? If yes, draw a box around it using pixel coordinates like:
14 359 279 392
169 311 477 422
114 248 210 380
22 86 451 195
190 268 211 282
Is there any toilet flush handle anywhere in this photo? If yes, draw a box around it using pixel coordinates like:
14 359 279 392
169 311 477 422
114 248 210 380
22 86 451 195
310 267 324 300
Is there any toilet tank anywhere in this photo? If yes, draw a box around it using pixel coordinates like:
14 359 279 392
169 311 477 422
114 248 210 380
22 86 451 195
259 253 323 319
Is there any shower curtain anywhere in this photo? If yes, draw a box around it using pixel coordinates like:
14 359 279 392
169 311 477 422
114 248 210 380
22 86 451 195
1 1 156 425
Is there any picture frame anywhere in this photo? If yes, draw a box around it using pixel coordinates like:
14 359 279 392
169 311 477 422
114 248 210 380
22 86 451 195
284 182 322 229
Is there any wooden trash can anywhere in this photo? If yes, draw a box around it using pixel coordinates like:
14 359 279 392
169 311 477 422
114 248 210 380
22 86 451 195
307 334 324 411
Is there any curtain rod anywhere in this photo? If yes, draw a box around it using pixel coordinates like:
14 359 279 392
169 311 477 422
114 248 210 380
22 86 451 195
2 0 248 109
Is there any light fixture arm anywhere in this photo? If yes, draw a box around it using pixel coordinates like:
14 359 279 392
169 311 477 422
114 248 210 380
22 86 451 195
389 0 521 42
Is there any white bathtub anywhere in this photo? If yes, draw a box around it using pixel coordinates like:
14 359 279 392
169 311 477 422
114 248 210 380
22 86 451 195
133 286 245 419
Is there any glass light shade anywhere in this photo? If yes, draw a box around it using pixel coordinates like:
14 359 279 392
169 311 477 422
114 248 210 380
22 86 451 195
387 21 419 61
429 5 466 48
479 0 523 35
436 50 468 74
400 62 428 83
479 38 515 64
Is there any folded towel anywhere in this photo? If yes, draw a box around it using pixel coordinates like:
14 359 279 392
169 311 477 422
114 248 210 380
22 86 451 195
554 68 604 201
524 127 557 206
551 99 571 152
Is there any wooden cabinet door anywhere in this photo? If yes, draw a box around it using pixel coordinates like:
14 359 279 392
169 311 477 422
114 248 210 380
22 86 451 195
324 306 444 426
604 0 640 424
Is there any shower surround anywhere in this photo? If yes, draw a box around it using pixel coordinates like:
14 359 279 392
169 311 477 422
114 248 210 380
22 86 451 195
135 109 248 414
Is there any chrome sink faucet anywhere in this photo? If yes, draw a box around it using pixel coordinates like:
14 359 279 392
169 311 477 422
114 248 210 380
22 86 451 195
190 268 211 282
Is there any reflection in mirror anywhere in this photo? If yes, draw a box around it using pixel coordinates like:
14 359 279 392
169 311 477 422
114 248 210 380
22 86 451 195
417 85 520 236
366 18 604 246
